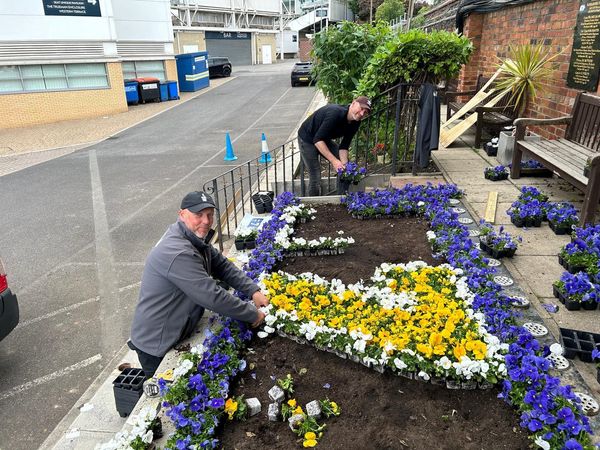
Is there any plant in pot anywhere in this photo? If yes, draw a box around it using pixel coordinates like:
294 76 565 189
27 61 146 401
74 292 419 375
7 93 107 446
507 199 544 227
592 349 600 385
484 165 508 181
478 221 521 258
371 142 387 164
558 239 599 274
337 162 367 194
552 271 599 311
546 202 579 235
235 229 258 251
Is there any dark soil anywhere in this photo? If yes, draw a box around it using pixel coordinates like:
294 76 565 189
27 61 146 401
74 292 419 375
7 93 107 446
217 204 530 449
218 337 529 450
275 204 439 285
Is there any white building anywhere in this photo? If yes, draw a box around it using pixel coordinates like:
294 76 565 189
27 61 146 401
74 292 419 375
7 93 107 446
0 0 175 129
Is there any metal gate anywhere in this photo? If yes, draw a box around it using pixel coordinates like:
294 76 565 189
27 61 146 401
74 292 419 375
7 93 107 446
205 31 252 66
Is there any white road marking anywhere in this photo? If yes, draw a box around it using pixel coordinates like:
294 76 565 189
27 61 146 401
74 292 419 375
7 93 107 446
0 354 102 401
16 282 140 329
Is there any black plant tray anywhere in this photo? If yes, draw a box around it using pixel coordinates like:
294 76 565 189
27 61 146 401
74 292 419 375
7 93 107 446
484 173 508 182
113 367 145 417
557 254 588 274
484 143 498 156
479 239 515 259
559 327 600 362
511 216 542 228
549 220 572 236
519 167 554 178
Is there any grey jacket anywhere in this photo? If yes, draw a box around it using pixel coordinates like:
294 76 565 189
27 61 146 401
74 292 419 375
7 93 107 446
130 220 260 357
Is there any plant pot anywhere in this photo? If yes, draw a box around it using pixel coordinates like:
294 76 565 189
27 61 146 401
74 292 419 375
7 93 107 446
484 143 498 156
491 247 516 259
564 298 581 311
235 239 245 250
581 300 598 311
377 155 385 164
561 337 577 359
567 262 588 274
520 167 554 177
484 172 508 181
511 216 542 228
113 368 145 417
337 179 351 195
549 220 572 235
552 284 563 302
578 340 595 362
244 240 256 250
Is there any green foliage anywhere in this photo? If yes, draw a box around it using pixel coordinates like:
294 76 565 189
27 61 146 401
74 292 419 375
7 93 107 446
495 44 561 117
276 373 295 396
375 0 405 23
348 0 359 16
411 6 429 28
312 21 393 104
356 29 473 98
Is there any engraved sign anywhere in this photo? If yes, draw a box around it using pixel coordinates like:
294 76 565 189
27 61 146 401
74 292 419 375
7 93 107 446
43 0 101 17
567 0 600 91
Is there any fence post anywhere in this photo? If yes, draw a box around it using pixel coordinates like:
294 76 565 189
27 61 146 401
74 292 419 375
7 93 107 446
211 178 224 252
391 85 404 176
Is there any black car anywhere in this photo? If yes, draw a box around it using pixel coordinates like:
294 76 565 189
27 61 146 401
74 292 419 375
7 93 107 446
0 256 19 341
291 61 313 87
208 57 232 78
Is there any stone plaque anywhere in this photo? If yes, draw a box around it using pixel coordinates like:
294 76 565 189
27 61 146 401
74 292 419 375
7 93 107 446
567 0 600 91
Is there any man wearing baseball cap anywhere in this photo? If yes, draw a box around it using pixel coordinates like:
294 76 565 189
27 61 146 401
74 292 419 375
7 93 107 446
298 96 371 196
128 191 269 377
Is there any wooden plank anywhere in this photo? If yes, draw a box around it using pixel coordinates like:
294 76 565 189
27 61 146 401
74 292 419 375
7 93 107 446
440 89 507 147
443 70 502 128
484 191 498 223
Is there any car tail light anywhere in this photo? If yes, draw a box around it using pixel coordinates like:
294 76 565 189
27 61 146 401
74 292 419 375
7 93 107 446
0 259 7 293
0 274 7 293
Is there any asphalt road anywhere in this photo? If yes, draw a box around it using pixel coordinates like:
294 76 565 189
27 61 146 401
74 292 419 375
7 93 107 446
0 60 316 449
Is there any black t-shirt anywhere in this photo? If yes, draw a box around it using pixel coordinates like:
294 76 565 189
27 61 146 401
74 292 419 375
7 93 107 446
298 104 360 150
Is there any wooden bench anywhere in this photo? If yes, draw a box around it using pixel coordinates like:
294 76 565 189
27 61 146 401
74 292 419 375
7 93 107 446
446 74 518 148
510 92 600 225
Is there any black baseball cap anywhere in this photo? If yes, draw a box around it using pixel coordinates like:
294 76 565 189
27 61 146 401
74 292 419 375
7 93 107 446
354 96 372 111
180 191 217 213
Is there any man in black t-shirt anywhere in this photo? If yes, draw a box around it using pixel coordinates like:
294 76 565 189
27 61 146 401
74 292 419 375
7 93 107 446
298 96 371 196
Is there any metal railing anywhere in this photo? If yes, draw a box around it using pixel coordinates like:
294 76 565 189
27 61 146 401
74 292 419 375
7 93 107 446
204 82 428 250
352 83 425 176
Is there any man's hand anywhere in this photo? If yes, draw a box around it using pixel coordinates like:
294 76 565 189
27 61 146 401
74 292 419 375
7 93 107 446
251 310 266 328
332 159 345 172
252 291 269 308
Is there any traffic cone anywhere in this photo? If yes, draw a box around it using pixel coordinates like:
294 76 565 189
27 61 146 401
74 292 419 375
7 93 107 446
224 132 237 161
258 132 272 163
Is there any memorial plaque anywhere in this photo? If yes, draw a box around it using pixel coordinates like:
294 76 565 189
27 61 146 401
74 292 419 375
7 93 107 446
567 0 600 91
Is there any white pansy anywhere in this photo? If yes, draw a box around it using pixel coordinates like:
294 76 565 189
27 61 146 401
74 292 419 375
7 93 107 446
438 356 452 370
263 325 275 334
549 343 563 355
393 358 408 370
257 331 268 338
418 371 430 381
173 358 194 379
534 436 551 450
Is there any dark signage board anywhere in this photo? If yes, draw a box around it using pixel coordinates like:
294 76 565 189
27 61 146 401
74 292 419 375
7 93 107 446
205 31 250 40
43 0 102 17
567 0 600 91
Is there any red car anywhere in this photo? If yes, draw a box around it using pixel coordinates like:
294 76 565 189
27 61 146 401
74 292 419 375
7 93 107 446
0 257 19 341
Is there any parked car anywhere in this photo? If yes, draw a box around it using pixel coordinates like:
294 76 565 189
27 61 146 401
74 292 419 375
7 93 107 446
208 57 232 78
291 61 314 87
0 256 18 341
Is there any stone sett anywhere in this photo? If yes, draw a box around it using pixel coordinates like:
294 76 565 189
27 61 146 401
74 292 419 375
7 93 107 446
268 403 280 422
305 400 321 419
268 385 285 403
245 398 261 417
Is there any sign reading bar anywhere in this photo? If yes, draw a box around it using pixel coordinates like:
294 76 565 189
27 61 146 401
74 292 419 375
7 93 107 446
205 31 250 40
43 0 102 17
567 0 600 91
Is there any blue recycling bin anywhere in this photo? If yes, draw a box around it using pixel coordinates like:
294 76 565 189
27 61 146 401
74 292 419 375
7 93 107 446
159 83 169 102
166 80 179 100
124 80 139 105
175 52 210 92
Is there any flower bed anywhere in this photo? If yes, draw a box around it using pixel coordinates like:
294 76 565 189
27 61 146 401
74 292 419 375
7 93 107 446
260 263 507 386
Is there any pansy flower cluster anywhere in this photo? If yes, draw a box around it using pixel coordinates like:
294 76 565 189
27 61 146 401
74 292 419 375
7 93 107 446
159 317 252 449
508 160 545 170
337 161 367 183
546 202 579 228
259 263 508 383
484 165 509 181
479 221 522 252
559 224 600 277
553 271 599 304
251 187 592 449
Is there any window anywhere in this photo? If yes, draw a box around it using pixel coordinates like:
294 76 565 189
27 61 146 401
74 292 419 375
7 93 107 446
122 61 166 81
292 35 298 42
0 63 108 93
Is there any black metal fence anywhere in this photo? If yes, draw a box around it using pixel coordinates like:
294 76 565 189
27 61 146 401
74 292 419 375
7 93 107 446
352 83 425 176
203 82 427 250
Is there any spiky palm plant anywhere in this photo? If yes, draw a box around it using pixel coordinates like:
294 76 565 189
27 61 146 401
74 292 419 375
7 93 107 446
496 44 562 117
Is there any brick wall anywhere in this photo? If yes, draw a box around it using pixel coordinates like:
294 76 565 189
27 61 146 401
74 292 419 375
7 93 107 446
441 0 600 139
298 34 312 62
0 62 128 130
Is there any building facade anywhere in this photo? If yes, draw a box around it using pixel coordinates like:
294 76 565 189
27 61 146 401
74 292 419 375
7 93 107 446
0 0 175 129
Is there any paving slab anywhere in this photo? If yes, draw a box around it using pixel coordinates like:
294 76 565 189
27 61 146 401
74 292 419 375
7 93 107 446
432 148 480 160
509 255 566 299
468 202 514 224
506 226 571 256
460 183 520 203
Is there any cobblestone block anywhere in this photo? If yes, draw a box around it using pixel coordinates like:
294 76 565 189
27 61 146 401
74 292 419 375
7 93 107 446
305 400 321 419
268 385 285 403
268 402 280 421
245 397 261 417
